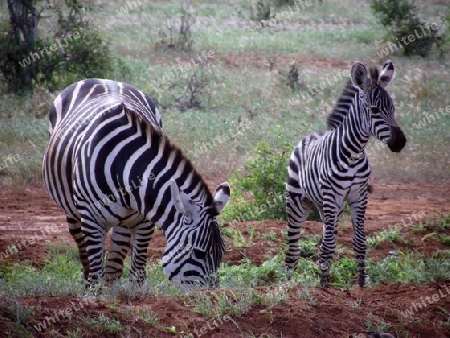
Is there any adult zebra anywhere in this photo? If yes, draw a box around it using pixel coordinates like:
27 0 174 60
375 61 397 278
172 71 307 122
285 60 406 287
43 78 230 287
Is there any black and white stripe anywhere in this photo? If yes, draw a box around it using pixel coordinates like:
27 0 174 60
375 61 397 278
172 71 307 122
43 79 230 287
285 61 406 287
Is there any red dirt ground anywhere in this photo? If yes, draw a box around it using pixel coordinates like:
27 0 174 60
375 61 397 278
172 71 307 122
1 181 450 337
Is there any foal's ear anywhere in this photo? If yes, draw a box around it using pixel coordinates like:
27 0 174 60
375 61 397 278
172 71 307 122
379 59 395 88
350 62 371 92
213 182 230 214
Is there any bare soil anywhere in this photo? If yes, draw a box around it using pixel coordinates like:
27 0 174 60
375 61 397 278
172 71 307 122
0 181 449 337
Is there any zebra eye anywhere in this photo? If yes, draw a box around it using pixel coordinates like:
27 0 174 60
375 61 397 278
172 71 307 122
193 248 207 259
371 106 380 114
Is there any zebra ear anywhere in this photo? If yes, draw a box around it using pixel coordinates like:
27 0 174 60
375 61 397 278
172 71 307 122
378 59 395 88
213 182 230 213
350 62 370 92
170 180 197 218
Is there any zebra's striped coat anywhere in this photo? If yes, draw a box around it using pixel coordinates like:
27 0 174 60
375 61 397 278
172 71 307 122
285 61 406 287
43 79 230 286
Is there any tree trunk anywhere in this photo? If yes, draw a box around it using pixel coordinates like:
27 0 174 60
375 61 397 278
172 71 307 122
0 0 39 94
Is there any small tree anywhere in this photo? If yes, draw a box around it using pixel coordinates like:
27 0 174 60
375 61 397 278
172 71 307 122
0 0 113 94
156 3 196 51
0 0 39 93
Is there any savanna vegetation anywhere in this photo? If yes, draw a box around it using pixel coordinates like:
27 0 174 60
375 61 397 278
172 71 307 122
0 0 449 337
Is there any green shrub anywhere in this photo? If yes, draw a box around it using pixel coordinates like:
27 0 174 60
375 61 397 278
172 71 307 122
0 0 117 93
437 10 450 59
371 0 440 57
371 0 416 27
249 0 271 21
221 129 321 224
47 27 113 90
156 4 196 51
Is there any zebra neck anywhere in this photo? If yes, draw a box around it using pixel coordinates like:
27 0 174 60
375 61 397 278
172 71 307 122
337 96 371 165
134 171 209 232
326 80 356 130
110 108 214 232
128 157 212 232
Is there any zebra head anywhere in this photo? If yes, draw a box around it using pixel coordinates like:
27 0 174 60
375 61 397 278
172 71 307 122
162 180 230 288
351 60 406 153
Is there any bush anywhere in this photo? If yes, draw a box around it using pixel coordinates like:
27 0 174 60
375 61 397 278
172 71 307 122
166 65 215 112
47 27 113 90
0 0 116 93
371 0 440 57
156 4 196 51
220 129 320 224
437 10 450 59
249 0 271 21
371 0 415 27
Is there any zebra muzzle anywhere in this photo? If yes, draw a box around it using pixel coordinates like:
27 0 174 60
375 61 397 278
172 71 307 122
387 126 406 153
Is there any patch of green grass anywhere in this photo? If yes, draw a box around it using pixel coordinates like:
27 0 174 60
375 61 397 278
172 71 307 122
330 257 358 289
297 286 317 306
222 227 248 247
4 243 449 306
264 231 278 241
0 244 182 299
189 287 256 318
0 107 48 185
136 308 160 327
411 222 427 233
367 251 450 284
298 235 321 258
64 327 87 338
220 256 286 287
287 258 320 286
0 246 85 298
439 235 450 246
346 297 363 309
366 226 408 248
431 213 450 231
190 281 290 320
84 314 122 334
0 297 35 333
246 226 257 243
365 312 391 333
411 214 450 245
271 248 450 289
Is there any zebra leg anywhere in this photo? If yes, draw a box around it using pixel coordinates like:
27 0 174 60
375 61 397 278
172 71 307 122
348 186 368 287
80 213 107 285
285 191 312 272
67 217 89 281
129 221 155 285
105 225 131 283
319 196 340 288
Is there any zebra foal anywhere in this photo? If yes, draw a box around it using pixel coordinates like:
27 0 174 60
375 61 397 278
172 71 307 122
285 60 406 287
43 79 230 287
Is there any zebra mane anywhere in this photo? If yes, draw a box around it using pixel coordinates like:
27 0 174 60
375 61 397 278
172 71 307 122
326 64 379 130
326 79 356 130
124 106 215 208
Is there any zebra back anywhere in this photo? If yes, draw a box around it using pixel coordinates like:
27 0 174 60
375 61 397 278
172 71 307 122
49 78 162 135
